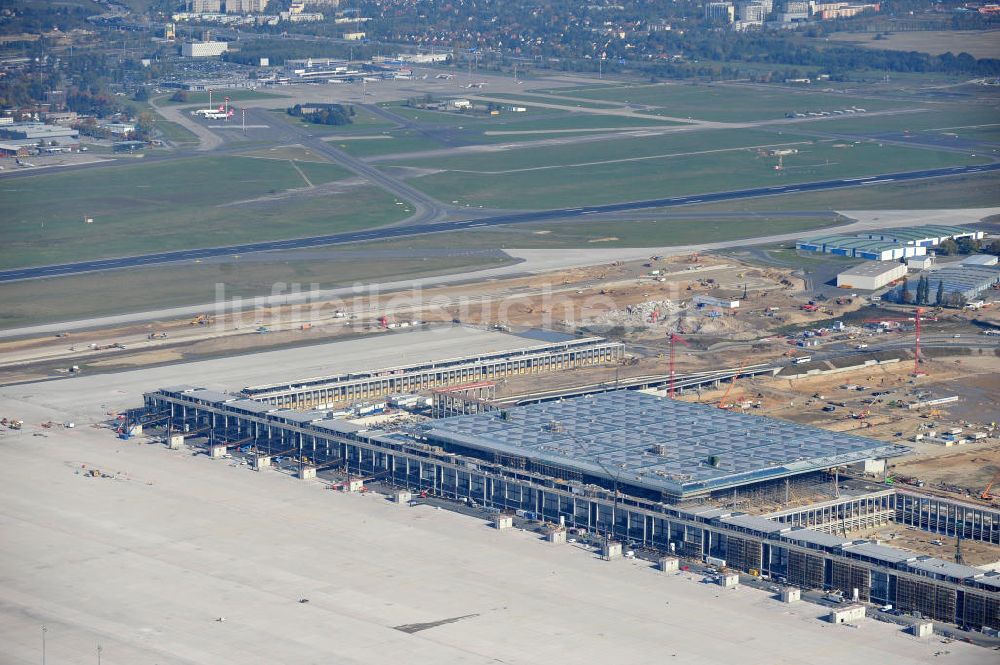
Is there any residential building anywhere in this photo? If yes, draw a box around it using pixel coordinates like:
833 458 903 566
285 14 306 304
188 0 221 12
705 2 736 22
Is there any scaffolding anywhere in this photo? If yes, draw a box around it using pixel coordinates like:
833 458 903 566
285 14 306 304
830 561 872 601
787 550 825 589
896 577 957 623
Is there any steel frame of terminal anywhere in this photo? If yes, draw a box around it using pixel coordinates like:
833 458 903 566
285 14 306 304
142 388 1000 630
765 490 999 545
241 338 624 410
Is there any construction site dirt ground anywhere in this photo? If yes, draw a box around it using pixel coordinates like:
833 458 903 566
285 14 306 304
0 255 810 384
851 526 1000 569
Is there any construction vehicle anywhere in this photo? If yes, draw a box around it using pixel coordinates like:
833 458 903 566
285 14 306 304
981 470 1000 500
147 332 168 340
718 358 749 409
190 314 212 326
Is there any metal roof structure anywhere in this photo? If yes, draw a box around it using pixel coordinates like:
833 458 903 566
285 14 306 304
837 261 905 278
906 557 984 582
961 254 999 267
924 264 1000 300
798 235 903 253
422 391 908 499
873 225 980 244
717 513 791 536
976 573 1000 591
780 527 854 549
187 389 238 405
840 541 916 565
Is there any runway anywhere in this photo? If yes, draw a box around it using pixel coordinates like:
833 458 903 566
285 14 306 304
1 162 997 283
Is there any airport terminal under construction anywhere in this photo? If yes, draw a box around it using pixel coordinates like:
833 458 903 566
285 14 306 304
131 335 1000 633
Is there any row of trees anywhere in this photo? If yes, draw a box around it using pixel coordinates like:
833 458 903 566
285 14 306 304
900 275 966 308
935 237 1000 256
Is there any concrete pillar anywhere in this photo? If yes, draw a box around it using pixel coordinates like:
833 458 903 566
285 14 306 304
394 489 412 504
658 556 679 573
253 455 271 471
298 465 317 480
547 529 567 544
492 515 513 531
345 478 364 492
209 444 226 459
911 621 933 638
168 434 184 450
602 541 622 560
780 588 800 603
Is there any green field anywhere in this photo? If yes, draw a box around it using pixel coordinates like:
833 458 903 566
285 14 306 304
240 145 333 162
388 127 988 209
0 247 514 329
811 105 999 136
3 156 407 269
539 82 906 122
152 117 200 147
481 113 679 133
334 133 444 158
683 171 1000 212
391 128 791 171
408 215 841 249
379 104 493 126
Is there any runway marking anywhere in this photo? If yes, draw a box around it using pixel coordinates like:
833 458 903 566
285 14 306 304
445 141 811 175
288 160 314 188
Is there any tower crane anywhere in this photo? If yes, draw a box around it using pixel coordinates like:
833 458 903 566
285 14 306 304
862 307 924 376
668 332 690 399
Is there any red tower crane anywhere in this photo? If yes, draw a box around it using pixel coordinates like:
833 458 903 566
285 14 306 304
668 332 690 399
862 307 924 376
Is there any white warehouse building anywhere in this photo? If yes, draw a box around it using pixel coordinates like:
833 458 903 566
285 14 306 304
837 261 907 291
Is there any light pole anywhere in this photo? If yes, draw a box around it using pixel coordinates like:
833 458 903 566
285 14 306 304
97 644 102 665
41 626 46 665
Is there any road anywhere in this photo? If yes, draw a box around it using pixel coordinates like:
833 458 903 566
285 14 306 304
2 161 998 284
